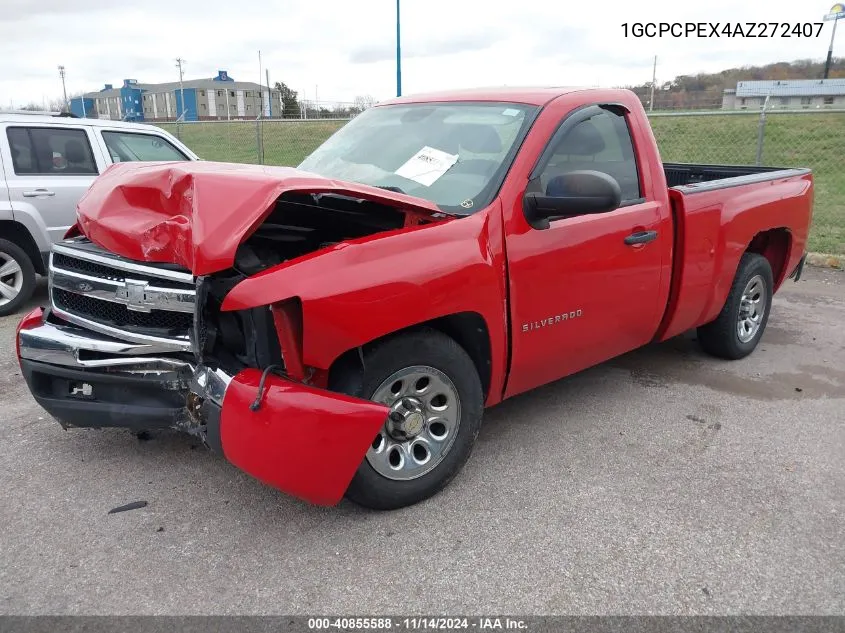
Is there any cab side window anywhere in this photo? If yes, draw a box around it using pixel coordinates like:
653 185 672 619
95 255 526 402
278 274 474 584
538 109 642 203
6 127 98 176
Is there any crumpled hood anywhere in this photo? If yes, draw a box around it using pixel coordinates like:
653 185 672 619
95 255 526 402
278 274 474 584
75 161 447 276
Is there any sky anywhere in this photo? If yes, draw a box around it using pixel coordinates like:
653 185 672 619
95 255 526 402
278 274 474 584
0 0 841 107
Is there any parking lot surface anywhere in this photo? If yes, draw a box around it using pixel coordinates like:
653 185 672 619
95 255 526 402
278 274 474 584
1 268 843 615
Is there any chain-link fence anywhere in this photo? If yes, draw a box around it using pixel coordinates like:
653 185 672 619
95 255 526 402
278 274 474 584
158 119 350 166
649 109 845 254
156 108 845 255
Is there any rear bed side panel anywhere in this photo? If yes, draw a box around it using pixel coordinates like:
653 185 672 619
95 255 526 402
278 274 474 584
221 207 510 407
656 172 812 341
220 369 389 506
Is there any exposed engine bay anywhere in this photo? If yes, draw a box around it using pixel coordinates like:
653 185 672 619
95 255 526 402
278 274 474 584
233 191 435 274
194 192 444 377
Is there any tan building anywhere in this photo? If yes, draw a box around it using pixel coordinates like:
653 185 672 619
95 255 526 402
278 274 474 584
73 71 283 122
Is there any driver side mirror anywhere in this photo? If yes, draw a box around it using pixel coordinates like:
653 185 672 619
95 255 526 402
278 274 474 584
523 170 622 230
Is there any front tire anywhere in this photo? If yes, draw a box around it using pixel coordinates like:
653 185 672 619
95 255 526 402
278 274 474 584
0 238 36 317
698 252 773 360
331 328 484 510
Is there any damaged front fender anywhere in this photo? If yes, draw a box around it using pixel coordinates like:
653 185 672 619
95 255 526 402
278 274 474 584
219 369 389 506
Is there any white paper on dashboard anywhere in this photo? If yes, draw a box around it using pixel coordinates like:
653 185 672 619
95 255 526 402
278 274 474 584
394 146 459 187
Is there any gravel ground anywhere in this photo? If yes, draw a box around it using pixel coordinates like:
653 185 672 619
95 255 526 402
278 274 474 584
0 268 843 616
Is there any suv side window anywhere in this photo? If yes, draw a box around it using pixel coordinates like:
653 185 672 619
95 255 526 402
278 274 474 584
538 108 642 202
101 131 188 162
6 127 98 176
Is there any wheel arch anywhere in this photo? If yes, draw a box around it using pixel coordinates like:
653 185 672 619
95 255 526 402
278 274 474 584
327 311 493 401
745 227 792 291
0 220 46 274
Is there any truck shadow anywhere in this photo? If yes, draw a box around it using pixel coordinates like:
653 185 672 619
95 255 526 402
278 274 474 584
480 322 844 444
480 331 703 436
19 287 842 522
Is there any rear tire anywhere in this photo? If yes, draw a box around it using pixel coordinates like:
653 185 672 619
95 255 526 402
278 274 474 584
0 238 36 318
698 252 773 360
331 328 484 511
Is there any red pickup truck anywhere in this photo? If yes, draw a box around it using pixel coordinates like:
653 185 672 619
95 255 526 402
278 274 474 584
16 87 813 510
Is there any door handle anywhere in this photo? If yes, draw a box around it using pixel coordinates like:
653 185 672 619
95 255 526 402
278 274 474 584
22 189 55 198
624 230 658 246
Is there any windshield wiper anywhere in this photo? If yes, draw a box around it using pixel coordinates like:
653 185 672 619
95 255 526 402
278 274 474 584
373 185 406 194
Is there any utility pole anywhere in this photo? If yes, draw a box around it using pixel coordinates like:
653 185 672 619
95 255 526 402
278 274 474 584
266 68 271 117
58 65 68 112
396 0 402 96
823 4 845 78
175 57 186 121
256 50 263 164
258 50 263 119
649 55 657 111
825 20 838 78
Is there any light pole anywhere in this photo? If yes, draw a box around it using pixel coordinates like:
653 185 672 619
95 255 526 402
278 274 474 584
823 3 845 78
58 65 68 112
396 0 402 97
175 57 186 121
649 55 657 112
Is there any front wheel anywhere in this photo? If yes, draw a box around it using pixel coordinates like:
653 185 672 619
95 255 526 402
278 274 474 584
331 329 484 510
698 252 774 360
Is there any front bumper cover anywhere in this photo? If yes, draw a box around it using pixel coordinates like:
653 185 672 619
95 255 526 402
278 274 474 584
17 307 389 506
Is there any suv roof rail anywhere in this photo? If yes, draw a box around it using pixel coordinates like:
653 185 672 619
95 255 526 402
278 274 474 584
2 109 79 118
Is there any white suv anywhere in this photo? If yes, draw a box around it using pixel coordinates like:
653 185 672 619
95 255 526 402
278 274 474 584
0 112 199 316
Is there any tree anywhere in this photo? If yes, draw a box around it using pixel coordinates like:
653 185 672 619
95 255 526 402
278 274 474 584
353 94 376 111
48 93 82 113
274 81 300 118
619 57 845 110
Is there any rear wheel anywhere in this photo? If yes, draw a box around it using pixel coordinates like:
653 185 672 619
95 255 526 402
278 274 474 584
0 238 36 317
698 252 773 360
331 329 484 510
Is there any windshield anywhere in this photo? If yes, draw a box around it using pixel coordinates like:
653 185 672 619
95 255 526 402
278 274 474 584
297 102 537 214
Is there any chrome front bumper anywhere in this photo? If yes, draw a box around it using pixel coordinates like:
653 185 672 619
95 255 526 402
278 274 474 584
17 309 232 435
19 315 192 373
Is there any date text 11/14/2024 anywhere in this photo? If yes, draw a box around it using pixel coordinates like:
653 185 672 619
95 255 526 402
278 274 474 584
307 617 529 630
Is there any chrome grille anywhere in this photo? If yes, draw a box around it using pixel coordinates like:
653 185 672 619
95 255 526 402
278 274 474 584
51 253 189 290
48 240 196 351
53 289 193 332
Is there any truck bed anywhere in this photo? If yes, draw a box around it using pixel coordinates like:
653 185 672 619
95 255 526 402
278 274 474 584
664 163 809 190
657 163 813 345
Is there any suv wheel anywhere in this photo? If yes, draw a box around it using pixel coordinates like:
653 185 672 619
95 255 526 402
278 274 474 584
0 239 36 317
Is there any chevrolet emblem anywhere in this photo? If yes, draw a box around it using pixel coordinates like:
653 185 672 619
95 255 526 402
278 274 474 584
116 279 151 312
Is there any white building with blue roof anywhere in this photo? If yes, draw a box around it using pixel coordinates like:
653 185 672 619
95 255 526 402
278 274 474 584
722 79 845 109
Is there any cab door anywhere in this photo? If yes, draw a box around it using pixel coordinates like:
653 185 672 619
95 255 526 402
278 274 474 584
503 103 669 398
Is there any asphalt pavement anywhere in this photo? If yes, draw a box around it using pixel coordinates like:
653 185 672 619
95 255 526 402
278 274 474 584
0 268 842 615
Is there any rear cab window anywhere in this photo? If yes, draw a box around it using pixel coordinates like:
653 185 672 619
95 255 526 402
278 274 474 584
5 127 98 176
100 131 188 163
